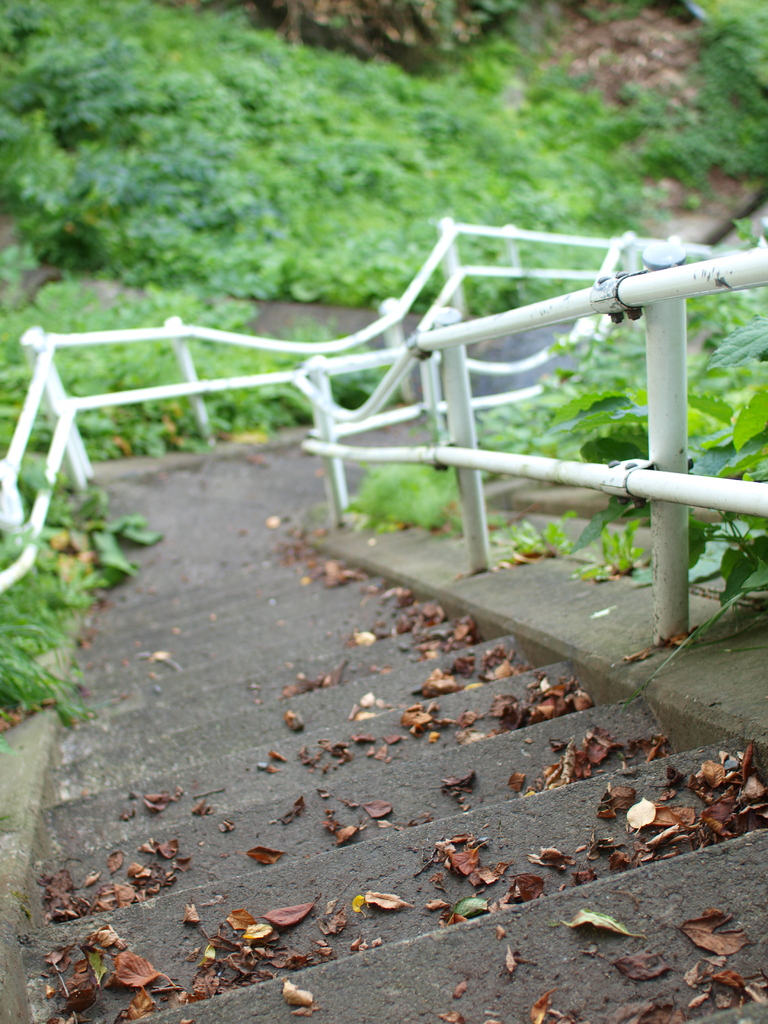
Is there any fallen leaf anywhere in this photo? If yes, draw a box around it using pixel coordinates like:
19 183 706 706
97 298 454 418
701 760 726 788
143 792 172 813
227 908 257 931
283 979 313 1007
242 923 276 944
531 988 556 1024
244 846 285 864
263 902 315 927
284 710 304 732
613 953 672 980
280 795 306 825
450 896 488 919
353 631 377 646
335 824 358 845
527 847 575 871
107 851 124 874
438 1013 465 1023
83 871 101 887
364 891 413 910
425 899 450 911
453 979 467 999
562 910 646 938
191 798 213 816
711 969 745 988
183 904 200 924
679 909 748 955
507 771 526 792
126 987 155 1020
507 874 544 903
627 798 657 830
362 800 393 819
155 838 178 859
505 946 519 975
113 950 161 988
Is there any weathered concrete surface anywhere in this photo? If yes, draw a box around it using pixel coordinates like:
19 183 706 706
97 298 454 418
319 527 768 768
0 713 58 1024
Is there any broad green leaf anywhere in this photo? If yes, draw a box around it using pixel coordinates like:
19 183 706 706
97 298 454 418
579 433 646 464
551 393 630 430
743 560 768 591
734 393 768 451
709 316 768 368
571 499 646 554
687 393 733 425
87 949 108 985
91 531 138 577
451 897 488 919
562 909 645 938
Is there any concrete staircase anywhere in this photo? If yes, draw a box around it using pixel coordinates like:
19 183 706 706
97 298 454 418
7 443 768 1024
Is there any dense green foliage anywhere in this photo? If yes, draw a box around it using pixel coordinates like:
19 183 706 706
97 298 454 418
1 0 765 311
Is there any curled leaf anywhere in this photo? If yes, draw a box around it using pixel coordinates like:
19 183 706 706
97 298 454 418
363 891 413 910
283 979 314 1007
562 910 646 938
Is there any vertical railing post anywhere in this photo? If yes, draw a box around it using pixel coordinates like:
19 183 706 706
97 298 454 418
642 242 690 644
379 298 414 404
166 317 213 445
306 356 348 527
22 328 93 491
438 217 467 316
436 308 489 574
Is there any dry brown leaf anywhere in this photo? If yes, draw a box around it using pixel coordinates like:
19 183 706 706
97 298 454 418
126 987 155 1020
283 979 314 1007
263 901 315 927
531 988 556 1024
507 771 526 792
182 904 200 925
227 908 257 931
679 909 748 955
364 891 413 910
244 846 285 864
107 851 124 874
701 760 726 788
113 951 161 988
613 953 672 980
438 1013 465 1023
711 969 746 988
505 946 518 975
453 979 468 999
362 800 393 819
425 899 450 911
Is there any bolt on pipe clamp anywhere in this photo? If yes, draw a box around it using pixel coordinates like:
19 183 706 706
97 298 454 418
602 458 655 507
590 272 645 323
405 333 432 360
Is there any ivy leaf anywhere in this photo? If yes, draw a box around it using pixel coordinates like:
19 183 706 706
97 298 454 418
688 393 733 425
562 909 646 938
708 316 768 368
734 393 768 451
451 897 488 919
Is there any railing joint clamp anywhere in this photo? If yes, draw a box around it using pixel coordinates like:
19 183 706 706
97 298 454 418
406 332 431 360
590 271 646 323
603 458 654 506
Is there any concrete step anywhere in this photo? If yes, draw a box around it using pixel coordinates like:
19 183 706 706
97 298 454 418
45 698 660 879
26 742 757 1023
61 635 535 785
51 656 580 810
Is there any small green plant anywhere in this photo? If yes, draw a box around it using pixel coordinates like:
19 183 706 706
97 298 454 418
572 519 648 582
348 463 461 533
493 512 574 564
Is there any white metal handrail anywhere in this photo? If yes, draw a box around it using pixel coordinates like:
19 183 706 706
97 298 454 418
0 218 720 615
305 242 768 645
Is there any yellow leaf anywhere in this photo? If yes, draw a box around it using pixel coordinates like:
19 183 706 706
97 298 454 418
352 895 366 913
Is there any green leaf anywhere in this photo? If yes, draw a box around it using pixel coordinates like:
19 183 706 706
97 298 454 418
708 316 768 368
688 393 733 425
720 552 757 605
562 909 645 938
742 560 768 591
579 434 646 464
734 393 768 451
451 897 488 919
91 531 138 577
571 499 646 555
87 948 108 985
